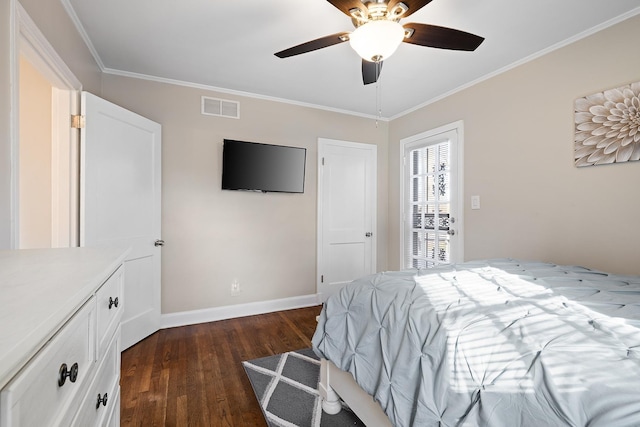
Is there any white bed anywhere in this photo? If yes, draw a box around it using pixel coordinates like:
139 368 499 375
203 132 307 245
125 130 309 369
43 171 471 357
319 357 392 426
312 259 640 426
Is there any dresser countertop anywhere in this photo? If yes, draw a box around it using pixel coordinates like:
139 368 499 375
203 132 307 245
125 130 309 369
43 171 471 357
0 247 128 389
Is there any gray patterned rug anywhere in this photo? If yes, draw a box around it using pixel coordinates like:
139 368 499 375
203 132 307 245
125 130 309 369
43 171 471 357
243 348 365 427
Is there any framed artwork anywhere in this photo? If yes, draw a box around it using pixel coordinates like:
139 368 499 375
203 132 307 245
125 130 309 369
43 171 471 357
574 81 640 167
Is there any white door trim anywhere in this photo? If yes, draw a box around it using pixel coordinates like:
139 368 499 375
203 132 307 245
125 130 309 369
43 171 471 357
17 3 82 90
317 138 377 300
399 120 465 267
8 0 19 250
10 2 82 248
50 87 80 247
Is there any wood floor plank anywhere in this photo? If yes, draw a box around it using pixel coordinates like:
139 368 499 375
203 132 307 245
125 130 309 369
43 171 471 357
121 305 322 426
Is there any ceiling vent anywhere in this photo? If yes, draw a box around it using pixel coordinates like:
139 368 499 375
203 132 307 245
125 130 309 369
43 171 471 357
201 96 240 119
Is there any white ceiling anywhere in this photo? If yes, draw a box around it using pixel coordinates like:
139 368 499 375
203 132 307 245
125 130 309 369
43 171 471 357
63 0 640 119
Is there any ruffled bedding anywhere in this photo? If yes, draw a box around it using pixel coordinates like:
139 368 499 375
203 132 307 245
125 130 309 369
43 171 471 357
312 259 640 426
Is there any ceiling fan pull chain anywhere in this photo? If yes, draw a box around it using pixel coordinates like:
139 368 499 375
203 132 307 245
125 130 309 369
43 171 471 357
375 64 382 127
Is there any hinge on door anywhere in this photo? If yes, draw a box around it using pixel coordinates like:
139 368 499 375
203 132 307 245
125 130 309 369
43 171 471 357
71 115 85 129
321 275 324 283
322 157 325 166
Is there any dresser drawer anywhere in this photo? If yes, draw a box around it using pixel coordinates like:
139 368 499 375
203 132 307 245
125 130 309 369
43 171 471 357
0 298 96 427
104 386 120 427
96 265 124 356
71 331 120 427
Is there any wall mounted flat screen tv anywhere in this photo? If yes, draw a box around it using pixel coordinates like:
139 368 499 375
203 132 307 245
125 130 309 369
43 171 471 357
222 139 307 193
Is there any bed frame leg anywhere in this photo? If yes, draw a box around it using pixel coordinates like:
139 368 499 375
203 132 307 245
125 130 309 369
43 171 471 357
319 358 342 415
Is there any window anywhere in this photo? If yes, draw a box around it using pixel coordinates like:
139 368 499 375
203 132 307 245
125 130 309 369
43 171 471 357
407 142 451 268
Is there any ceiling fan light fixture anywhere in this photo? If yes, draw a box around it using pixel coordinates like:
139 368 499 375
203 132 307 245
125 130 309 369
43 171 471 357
349 20 404 62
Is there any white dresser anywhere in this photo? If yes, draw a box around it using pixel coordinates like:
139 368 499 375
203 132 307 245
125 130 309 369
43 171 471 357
0 247 128 426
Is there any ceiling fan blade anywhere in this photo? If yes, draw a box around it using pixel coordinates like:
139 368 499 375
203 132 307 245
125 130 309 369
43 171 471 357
388 0 433 17
275 32 350 58
362 60 383 85
403 23 484 51
326 0 367 17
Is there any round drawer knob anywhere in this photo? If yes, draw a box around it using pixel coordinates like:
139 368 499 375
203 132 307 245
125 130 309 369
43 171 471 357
96 392 108 409
58 362 79 387
109 296 119 309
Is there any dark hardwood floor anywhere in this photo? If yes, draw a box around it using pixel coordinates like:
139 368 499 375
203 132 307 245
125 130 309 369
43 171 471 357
120 305 323 426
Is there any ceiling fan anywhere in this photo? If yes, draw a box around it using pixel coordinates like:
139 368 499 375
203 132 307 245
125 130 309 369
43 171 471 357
275 0 485 85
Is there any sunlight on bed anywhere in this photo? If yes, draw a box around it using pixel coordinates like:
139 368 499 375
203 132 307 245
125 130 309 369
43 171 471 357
414 266 640 395
314 260 640 426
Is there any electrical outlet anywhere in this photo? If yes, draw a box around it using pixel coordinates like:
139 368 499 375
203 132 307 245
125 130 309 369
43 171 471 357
231 279 241 296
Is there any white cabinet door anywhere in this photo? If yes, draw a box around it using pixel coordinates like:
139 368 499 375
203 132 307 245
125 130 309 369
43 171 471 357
80 91 161 350
317 138 377 301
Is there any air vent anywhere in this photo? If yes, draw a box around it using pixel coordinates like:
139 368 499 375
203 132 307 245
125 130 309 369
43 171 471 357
201 96 240 119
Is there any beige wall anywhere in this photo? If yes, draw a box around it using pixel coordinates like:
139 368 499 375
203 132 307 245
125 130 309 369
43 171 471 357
101 75 389 313
19 56 52 248
389 14 640 275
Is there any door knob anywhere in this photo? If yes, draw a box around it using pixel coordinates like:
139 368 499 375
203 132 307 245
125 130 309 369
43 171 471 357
154 239 165 247
365 232 373 237
447 229 456 236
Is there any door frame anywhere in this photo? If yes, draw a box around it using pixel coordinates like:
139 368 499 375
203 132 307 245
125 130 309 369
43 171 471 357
9 2 82 248
317 137 377 300
399 120 465 267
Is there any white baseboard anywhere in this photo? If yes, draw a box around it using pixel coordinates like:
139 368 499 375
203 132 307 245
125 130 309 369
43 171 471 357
160 293 321 329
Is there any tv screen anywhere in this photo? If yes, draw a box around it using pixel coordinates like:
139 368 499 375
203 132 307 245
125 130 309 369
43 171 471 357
222 139 307 193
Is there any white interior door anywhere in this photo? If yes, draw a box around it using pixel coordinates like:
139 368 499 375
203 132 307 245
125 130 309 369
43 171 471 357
401 121 463 269
317 138 376 301
80 91 162 350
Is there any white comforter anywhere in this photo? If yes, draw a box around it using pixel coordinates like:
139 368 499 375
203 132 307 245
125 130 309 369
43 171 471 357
312 259 640 426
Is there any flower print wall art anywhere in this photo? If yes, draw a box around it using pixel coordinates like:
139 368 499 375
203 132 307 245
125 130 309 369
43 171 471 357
574 81 640 167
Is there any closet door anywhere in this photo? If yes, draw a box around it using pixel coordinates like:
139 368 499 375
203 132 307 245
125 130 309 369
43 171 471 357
317 138 377 301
